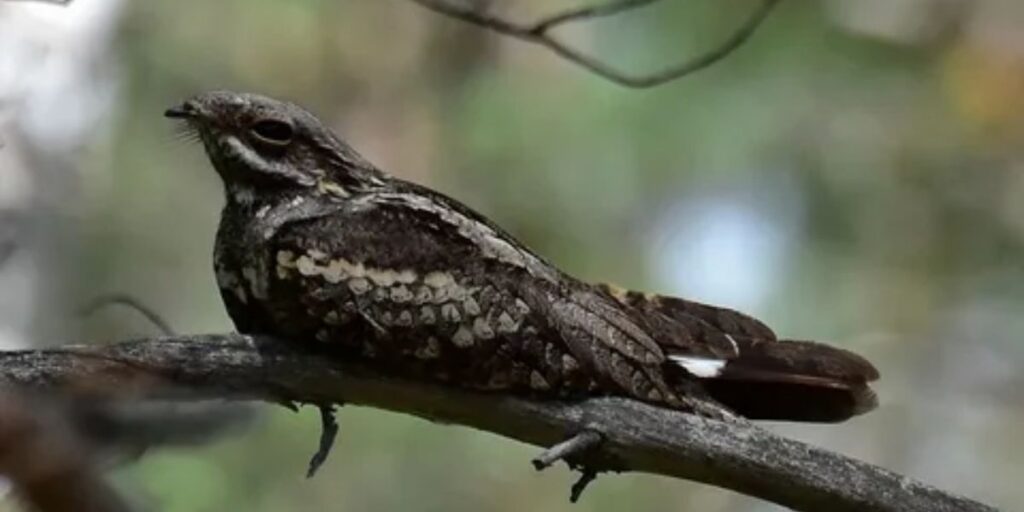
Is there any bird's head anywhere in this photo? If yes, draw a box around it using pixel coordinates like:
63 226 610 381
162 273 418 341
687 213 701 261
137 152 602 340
166 90 382 205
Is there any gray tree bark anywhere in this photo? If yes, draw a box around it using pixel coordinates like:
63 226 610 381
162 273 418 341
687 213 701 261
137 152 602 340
0 334 997 512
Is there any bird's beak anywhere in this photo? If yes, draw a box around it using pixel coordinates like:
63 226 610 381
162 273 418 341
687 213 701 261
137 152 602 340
164 100 198 119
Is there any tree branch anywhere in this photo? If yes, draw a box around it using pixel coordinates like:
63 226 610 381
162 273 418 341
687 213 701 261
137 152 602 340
1 0 72 5
0 334 995 511
6 0 778 85
531 429 602 470
0 391 133 512
0 211 20 270
79 294 176 336
408 0 781 88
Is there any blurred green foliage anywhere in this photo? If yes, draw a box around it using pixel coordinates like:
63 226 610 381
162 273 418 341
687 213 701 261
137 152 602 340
50 0 1024 510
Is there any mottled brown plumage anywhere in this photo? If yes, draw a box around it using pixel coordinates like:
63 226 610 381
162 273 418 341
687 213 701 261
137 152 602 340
166 91 879 424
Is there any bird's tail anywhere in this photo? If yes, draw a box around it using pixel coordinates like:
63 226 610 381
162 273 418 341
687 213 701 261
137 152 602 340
688 337 879 422
596 284 879 423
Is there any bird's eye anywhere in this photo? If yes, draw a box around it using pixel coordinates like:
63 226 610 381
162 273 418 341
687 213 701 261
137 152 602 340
251 119 294 146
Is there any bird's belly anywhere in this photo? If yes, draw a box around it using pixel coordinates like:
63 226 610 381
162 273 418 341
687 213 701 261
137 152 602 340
213 242 279 334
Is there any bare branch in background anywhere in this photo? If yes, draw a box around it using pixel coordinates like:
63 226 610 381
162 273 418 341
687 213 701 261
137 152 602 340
0 334 997 512
409 0 782 88
0 391 133 512
0 391 250 512
80 294 176 336
4 0 780 85
0 211 19 270
1 0 71 5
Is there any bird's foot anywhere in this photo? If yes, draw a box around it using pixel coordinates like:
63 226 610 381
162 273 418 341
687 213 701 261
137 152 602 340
306 403 342 478
569 467 599 503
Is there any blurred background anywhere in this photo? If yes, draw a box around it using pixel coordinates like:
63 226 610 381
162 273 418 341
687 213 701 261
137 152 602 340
1 0 1022 510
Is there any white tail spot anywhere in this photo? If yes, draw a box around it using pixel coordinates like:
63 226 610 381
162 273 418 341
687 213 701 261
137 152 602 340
669 356 726 378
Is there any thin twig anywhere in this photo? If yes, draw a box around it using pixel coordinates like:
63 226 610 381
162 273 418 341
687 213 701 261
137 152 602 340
533 430 606 501
79 294 176 336
8 0 776 85
409 0 782 88
529 0 658 34
0 334 998 512
0 211 19 270
2 0 72 4
531 430 602 470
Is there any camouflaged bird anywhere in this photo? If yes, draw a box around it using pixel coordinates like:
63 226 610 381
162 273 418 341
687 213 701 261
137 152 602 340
167 91 879 425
